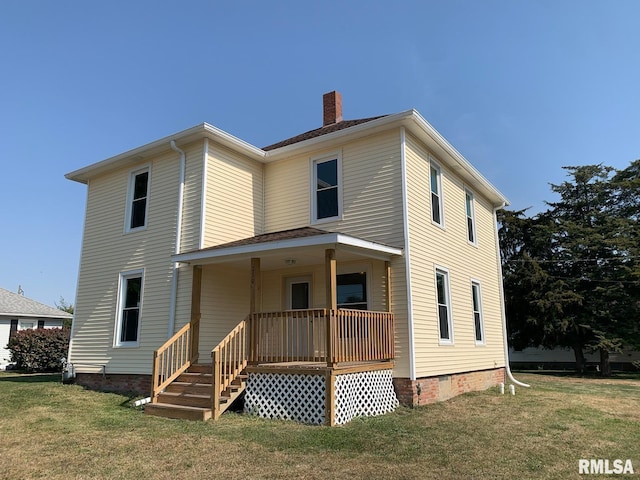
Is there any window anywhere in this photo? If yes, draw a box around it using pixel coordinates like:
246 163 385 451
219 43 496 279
37 320 45 329
471 281 484 344
126 167 149 231
115 270 144 346
430 163 443 226
465 189 476 244
9 319 18 339
312 155 341 222
337 272 367 310
435 268 453 343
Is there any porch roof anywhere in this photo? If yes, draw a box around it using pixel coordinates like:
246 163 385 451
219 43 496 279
172 227 403 267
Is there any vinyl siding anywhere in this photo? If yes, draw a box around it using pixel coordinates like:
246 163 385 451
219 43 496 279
405 133 506 378
202 142 263 248
69 142 204 374
263 131 410 377
197 265 250 356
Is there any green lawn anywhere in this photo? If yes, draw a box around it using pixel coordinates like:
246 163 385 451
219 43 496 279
0 371 638 479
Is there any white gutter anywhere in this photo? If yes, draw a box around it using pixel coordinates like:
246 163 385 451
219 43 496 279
167 140 186 338
400 127 416 381
494 204 530 388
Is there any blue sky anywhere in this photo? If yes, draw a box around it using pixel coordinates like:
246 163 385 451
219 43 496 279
1 1 638 307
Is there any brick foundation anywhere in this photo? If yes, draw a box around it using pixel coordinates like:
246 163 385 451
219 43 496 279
393 367 505 406
75 373 151 396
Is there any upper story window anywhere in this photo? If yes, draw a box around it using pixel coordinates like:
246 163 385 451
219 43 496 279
114 269 144 347
436 267 453 343
126 167 150 232
312 154 341 223
465 189 476 245
430 163 444 226
471 281 484 344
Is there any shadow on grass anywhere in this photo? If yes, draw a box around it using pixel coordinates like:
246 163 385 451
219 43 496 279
0 372 61 383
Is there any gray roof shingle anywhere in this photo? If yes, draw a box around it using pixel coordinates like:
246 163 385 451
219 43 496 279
0 288 72 318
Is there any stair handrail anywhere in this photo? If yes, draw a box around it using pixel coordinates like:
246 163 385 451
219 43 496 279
151 320 197 401
211 316 248 420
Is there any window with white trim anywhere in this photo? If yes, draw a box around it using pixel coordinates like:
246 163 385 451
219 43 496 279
312 155 341 222
126 167 149 231
465 189 476 244
435 268 453 343
430 163 443 226
115 270 144 346
471 281 484 344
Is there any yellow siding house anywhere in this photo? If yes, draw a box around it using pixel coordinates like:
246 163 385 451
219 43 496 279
66 92 511 424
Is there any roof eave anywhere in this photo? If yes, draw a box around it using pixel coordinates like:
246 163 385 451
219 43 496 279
0 311 72 319
264 109 508 206
65 123 266 184
405 110 509 207
172 232 403 265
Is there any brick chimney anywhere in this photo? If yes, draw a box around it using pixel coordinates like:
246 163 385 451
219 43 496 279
323 91 343 126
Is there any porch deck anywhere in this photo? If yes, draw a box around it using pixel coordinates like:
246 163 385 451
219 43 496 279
147 308 396 424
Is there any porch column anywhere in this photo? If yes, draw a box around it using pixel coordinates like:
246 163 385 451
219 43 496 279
325 249 337 367
249 258 261 364
250 257 261 314
385 261 392 312
190 265 202 363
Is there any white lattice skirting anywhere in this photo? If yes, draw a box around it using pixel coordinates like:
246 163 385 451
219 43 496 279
334 370 399 425
244 369 398 425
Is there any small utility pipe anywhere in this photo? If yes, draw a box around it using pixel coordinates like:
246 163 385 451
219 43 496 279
167 140 187 338
494 204 530 388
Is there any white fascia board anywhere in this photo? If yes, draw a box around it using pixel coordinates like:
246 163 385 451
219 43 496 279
65 123 266 184
406 111 509 207
0 312 72 319
334 234 403 257
173 233 402 264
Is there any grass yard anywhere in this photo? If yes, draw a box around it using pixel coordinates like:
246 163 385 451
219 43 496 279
0 372 638 479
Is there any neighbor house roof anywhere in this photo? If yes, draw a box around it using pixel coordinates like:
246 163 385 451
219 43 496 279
0 288 72 319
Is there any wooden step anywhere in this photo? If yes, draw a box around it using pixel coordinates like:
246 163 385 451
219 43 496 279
157 391 212 408
187 364 212 374
145 403 212 421
177 372 213 384
165 382 212 395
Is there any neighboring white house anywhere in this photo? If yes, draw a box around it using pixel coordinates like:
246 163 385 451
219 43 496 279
0 288 72 369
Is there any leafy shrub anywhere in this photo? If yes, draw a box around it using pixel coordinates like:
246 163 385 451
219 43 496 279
7 328 70 372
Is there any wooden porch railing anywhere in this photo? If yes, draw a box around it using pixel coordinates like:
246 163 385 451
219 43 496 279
248 309 394 365
151 319 200 401
211 318 248 420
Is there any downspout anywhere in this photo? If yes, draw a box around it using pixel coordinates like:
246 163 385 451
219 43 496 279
494 203 530 388
399 127 416 381
168 140 186 338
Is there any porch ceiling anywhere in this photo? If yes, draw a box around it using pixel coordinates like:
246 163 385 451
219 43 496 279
172 228 403 270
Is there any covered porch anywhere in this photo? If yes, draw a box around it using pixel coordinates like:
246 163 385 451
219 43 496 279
148 228 402 425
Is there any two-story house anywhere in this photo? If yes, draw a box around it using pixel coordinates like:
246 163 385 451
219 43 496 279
66 92 511 425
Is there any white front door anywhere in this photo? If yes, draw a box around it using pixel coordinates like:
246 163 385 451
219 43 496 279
285 276 312 359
